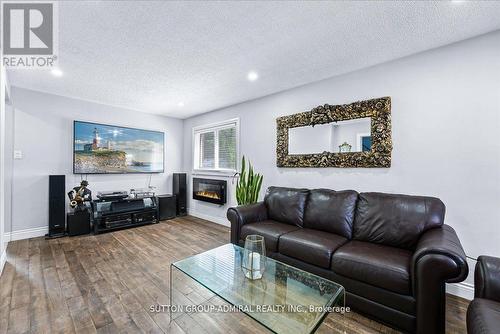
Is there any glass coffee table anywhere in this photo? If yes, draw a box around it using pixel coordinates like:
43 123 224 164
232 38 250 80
170 243 345 334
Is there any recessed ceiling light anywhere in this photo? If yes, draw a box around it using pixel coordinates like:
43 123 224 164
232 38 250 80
178 102 185 107
51 68 63 77
247 71 258 82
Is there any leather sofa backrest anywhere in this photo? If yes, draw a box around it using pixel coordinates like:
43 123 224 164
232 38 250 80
353 192 445 250
264 187 309 227
303 189 358 239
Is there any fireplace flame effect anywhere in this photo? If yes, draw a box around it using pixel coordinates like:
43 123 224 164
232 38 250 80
195 190 221 200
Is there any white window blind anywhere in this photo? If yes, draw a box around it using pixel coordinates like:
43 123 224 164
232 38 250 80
194 119 238 172
200 132 215 168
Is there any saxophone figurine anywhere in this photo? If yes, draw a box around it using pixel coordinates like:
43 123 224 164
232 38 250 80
68 180 92 211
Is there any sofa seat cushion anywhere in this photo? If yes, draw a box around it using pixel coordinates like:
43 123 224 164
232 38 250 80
467 298 500 334
331 241 412 295
278 229 348 269
240 220 300 252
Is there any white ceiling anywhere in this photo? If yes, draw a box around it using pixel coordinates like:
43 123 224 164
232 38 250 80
7 1 500 119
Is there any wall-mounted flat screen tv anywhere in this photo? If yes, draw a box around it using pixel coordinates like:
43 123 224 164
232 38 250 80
73 121 164 174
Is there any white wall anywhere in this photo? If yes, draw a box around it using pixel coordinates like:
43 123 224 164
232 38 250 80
0 68 9 273
7 87 184 235
183 31 500 297
3 103 13 243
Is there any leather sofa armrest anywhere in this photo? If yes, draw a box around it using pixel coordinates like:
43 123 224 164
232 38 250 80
412 224 468 286
227 202 268 245
474 255 500 303
412 224 468 334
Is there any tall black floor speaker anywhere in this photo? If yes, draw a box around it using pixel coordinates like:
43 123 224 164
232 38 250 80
47 175 66 238
173 173 187 216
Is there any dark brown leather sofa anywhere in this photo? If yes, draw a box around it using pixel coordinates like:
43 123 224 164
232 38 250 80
467 256 500 334
227 187 468 334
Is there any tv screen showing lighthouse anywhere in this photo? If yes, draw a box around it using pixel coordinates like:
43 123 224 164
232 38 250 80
73 121 164 174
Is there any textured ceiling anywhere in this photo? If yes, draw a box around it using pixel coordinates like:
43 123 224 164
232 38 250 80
7 1 500 119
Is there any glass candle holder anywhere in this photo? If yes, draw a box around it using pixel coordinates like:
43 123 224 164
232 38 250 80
242 235 266 280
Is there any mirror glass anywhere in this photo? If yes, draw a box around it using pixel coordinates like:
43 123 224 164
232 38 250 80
288 117 372 154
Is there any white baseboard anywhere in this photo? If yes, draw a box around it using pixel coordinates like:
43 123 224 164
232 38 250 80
4 226 48 242
187 209 230 227
446 282 474 300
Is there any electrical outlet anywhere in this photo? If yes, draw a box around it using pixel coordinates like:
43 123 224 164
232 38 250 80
13 150 23 160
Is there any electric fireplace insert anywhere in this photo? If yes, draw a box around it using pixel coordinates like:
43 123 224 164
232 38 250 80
192 178 227 205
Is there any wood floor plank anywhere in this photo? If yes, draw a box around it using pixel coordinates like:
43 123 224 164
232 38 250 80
7 305 30 334
66 295 95 331
8 240 31 334
1 242 22 334
10 239 31 310
151 312 185 334
128 309 163 334
0 262 16 334
28 239 51 334
42 266 75 334
0 216 469 333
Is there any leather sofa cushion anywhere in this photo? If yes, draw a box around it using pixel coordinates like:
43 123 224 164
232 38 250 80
271 252 416 316
467 298 500 334
331 241 412 295
303 189 358 239
240 220 300 252
264 187 309 227
353 192 445 250
279 229 348 269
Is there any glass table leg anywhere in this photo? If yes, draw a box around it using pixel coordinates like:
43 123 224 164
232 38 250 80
169 263 173 323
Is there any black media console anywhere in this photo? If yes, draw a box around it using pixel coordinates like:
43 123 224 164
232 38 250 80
91 196 159 234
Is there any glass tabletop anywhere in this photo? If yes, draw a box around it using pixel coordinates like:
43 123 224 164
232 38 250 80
172 243 345 334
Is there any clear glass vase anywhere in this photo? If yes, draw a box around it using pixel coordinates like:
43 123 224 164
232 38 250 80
242 235 266 280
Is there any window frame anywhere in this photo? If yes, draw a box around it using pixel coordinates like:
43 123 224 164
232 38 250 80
192 118 240 175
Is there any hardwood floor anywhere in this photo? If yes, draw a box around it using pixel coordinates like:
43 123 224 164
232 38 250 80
0 216 468 334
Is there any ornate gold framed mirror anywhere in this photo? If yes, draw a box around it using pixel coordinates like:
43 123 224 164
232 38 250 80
276 97 392 168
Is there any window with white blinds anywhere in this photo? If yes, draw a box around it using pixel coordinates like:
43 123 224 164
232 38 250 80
193 119 239 172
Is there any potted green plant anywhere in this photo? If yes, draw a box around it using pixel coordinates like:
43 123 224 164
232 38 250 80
235 156 263 205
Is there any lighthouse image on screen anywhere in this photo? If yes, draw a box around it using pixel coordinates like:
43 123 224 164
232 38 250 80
73 121 164 174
